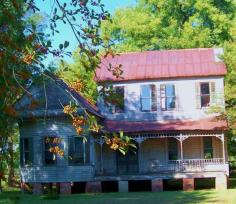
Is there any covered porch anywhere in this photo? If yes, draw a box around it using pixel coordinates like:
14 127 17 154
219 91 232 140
94 132 228 176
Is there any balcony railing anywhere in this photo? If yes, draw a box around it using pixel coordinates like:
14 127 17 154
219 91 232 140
150 158 226 173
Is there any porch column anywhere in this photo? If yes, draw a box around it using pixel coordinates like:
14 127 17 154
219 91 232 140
222 133 226 164
100 140 104 174
135 136 144 174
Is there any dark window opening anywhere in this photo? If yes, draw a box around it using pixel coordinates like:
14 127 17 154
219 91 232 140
113 86 125 113
128 180 151 192
69 137 88 165
194 178 215 189
44 137 62 165
141 84 157 111
200 83 210 107
20 138 33 166
102 181 118 193
203 137 213 159
161 84 176 111
71 182 86 194
117 144 139 174
168 138 178 161
42 183 60 194
163 179 183 191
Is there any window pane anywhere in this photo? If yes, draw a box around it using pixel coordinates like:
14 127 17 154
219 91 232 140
74 138 84 163
166 84 175 97
44 137 58 165
203 137 213 159
24 138 29 151
141 85 151 98
141 98 151 111
114 86 124 113
201 95 210 107
166 97 176 109
200 83 210 95
168 138 178 160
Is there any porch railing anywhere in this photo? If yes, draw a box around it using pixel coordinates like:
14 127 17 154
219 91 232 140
150 158 226 172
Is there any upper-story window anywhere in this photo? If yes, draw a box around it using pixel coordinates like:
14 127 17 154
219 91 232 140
196 82 216 108
160 84 176 111
200 83 210 107
112 86 125 113
20 138 33 166
140 84 157 111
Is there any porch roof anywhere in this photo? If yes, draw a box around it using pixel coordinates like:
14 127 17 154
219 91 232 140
102 117 227 133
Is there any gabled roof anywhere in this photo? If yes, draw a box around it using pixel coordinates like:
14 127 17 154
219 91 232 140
95 48 227 82
103 117 227 133
15 71 103 118
45 71 103 118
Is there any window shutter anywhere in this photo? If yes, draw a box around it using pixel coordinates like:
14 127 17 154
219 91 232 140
195 82 201 109
68 137 74 165
160 84 166 110
210 82 216 106
151 85 157 111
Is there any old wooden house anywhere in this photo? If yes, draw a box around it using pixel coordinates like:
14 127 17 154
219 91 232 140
16 48 229 194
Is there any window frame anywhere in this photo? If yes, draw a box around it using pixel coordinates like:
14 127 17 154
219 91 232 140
111 86 125 114
161 84 177 111
140 84 157 112
167 137 179 161
20 137 33 167
68 136 87 166
43 136 62 166
200 82 211 108
203 137 213 159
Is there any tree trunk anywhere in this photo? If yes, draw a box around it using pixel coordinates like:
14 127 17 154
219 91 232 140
7 141 15 187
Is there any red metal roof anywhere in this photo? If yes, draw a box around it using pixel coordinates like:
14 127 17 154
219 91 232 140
96 48 227 82
103 117 227 133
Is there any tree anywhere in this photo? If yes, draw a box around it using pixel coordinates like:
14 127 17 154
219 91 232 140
101 0 235 51
101 0 236 156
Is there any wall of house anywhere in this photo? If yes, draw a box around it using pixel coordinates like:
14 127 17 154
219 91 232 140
97 76 225 121
20 118 95 183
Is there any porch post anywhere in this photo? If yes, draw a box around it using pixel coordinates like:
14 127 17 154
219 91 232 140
222 133 226 164
135 136 144 174
180 135 183 162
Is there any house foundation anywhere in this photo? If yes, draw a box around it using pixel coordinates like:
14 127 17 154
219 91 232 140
151 179 163 191
33 183 43 195
183 178 194 191
60 182 71 195
119 181 129 192
215 175 228 190
85 181 102 193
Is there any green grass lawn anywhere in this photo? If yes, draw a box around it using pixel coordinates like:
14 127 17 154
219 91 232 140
1 177 236 204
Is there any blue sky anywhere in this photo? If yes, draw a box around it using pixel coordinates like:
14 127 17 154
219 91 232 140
35 0 137 65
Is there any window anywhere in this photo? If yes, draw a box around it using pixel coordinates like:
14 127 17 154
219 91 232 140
44 137 62 165
168 138 178 160
140 84 157 111
196 82 216 108
203 137 213 159
20 138 33 166
200 83 210 107
161 84 176 110
69 137 89 165
109 86 125 113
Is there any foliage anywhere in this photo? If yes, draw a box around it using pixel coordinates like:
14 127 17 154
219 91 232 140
101 0 235 52
0 0 121 188
101 0 236 156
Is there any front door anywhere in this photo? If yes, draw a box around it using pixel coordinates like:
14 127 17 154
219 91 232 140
117 148 139 174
